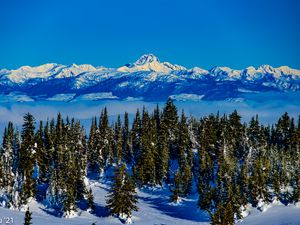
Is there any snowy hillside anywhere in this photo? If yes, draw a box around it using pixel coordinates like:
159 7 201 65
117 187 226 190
1 178 300 225
0 54 300 102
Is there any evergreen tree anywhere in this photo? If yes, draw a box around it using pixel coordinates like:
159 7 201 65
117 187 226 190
12 128 21 175
181 163 193 196
161 98 179 159
155 122 169 185
24 208 32 225
131 109 142 163
88 117 98 171
198 151 214 217
227 110 245 159
99 107 113 169
106 164 138 220
122 112 133 164
1 123 15 207
134 109 157 185
178 111 190 167
247 115 267 159
292 172 300 204
35 121 47 183
170 171 184 203
248 157 271 206
238 161 249 206
114 115 123 164
19 113 36 205
87 187 95 212
177 111 193 195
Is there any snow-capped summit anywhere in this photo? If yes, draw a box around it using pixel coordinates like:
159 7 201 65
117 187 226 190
209 66 241 80
117 54 186 73
258 64 275 73
135 54 159 65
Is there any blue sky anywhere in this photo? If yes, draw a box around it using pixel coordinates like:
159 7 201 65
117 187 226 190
0 0 299 70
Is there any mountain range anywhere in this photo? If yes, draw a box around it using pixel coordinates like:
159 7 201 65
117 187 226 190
0 54 300 102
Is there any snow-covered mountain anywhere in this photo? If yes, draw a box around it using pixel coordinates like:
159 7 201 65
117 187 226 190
0 54 300 102
117 54 187 73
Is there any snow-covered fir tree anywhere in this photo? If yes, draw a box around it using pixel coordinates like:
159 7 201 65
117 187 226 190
106 164 138 224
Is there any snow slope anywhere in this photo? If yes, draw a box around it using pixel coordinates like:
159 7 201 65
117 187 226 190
240 205 300 225
0 177 299 225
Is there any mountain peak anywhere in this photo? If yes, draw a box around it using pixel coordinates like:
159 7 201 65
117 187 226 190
209 66 241 80
117 53 186 73
258 64 275 73
135 54 159 65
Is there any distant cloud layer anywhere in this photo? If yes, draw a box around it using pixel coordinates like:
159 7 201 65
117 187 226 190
0 97 299 136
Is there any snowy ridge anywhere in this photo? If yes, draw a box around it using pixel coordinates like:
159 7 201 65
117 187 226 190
0 54 300 102
2 63 97 84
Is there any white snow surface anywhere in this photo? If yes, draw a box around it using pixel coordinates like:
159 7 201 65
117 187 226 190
239 204 300 225
0 178 299 225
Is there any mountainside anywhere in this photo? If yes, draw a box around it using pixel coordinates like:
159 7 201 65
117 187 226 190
1 54 300 102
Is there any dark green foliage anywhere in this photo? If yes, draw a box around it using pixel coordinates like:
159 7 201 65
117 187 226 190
1 123 15 203
106 164 138 219
87 188 95 212
155 124 169 185
24 208 32 225
134 109 157 185
88 117 98 171
131 109 142 163
19 113 36 205
122 112 133 164
227 110 245 159
114 115 123 164
292 173 300 203
99 107 113 169
177 111 193 195
170 171 183 202
169 166 192 203
35 121 48 183
161 98 179 159
211 201 235 225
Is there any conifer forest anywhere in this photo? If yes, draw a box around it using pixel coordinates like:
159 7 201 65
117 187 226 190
0 98 300 225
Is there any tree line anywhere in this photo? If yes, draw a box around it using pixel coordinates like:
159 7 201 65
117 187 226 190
0 98 299 225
